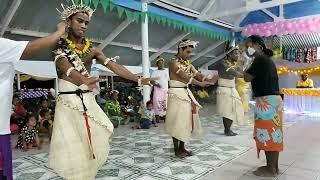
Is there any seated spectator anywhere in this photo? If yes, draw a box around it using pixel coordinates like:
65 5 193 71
140 101 157 129
12 95 26 119
39 109 53 139
103 90 124 128
15 114 42 151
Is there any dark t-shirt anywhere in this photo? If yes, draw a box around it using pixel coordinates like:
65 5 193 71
246 55 280 97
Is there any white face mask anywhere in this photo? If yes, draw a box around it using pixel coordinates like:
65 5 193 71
247 47 256 56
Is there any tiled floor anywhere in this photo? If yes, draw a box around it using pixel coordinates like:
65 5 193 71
11 106 319 180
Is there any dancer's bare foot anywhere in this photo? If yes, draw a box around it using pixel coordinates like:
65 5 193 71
253 166 277 177
174 150 187 158
182 149 193 156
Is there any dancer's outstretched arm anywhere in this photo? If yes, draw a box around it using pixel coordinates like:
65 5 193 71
22 22 66 58
93 47 157 85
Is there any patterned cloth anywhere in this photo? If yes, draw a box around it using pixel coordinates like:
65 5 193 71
152 87 167 117
103 100 124 123
253 95 283 157
19 90 48 99
15 126 38 149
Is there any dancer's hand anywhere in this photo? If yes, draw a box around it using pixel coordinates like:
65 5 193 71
56 22 67 35
141 77 159 86
82 77 99 90
206 74 219 84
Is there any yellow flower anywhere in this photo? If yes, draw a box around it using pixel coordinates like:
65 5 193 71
65 38 91 58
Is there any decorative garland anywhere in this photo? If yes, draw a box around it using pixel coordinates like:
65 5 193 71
67 0 230 41
65 38 91 58
242 17 320 37
277 66 320 75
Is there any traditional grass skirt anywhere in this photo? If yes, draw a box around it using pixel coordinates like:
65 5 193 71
217 78 245 125
48 79 114 180
253 95 284 157
165 80 202 142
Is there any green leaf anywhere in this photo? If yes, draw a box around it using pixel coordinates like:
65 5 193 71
172 20 177 29
133 12 140 23
92 0 99 8
117 6 125 18
74 0 80 5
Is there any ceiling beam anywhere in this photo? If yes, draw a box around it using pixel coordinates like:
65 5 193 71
153 0 234 29
7 28 215 58
191 41 224 63
279 4 284 19
149 33 189 61
98 19 133 50
261 9 280 20
205 0 302 19
0 0 22 37
197 0 217 21
201 52 226 68
147 0 159 3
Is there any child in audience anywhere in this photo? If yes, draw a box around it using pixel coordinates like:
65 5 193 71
39 109 53 139
16 114 42 151
140 101 157 129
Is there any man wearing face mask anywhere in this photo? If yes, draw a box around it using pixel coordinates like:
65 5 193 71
165 39 218 158
244 35 283 177
216 44 245 136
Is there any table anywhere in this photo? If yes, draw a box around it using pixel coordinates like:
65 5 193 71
282 88 320 113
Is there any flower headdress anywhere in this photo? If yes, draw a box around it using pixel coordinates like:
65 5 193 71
56 0 95 21
178 40 199 48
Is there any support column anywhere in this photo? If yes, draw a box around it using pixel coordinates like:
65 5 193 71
17 73 21 90
141 1 151 105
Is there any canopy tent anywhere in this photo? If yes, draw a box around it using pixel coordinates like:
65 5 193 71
14 60 57 78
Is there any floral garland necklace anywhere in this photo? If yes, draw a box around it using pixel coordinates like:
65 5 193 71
65 37 92 58
224 60 238 72
176 55 191 66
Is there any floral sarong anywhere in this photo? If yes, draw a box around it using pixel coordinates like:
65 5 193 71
253 95 283 157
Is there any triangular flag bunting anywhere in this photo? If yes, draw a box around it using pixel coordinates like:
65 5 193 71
133 12 140 23
100 0 109 12
149 13 155 23
92 0 99 8
142 12 147 23
155 15 161 24
116 6 125 18
125 9 133 21
83 0 90 5
109 2 115 11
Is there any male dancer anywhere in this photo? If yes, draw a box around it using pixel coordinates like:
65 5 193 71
49 1 156 179
216 45 244 136
0 23 70 180
151 57 169 122
165 39 218 158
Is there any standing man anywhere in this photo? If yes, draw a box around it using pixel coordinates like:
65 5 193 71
165 39 218 158
49 1 156 179
296 74 314 88
0 22 68 180
216 45 245 136
151 57 169 123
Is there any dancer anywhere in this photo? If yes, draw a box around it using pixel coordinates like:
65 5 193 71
49 1 156 179
0 22 67 180
151 57 169 122
216 45 244 136
244 35 283 177
165 39 218 158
